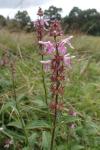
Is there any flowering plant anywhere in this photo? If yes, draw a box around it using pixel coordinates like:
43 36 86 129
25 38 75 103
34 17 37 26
34 8 48 104
39 19 75 150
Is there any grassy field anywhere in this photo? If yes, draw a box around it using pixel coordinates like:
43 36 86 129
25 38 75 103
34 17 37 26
0 29 100 150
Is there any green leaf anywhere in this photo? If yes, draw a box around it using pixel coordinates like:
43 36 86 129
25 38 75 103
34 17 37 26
22 147 30 150
57 144 69 150
33 99 47 108
26 120 51 130
17 93 28 102
0 101 16 113
71 145 84 150
62 116 79 123
7 121 22 129
42 131 51 149
28 133 38 147
2 128 24 140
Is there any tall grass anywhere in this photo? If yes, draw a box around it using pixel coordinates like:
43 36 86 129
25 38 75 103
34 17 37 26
0 30 100 149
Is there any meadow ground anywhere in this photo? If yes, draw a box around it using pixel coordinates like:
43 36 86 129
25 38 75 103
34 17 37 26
0 29 100 150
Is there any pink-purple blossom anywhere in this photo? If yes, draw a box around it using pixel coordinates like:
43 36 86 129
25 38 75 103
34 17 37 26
68 109 77 117
58 42 67 55
4 139 13 149
49 20 63 36
63 54 75 67
64 54 71 67
39 41 55 54
39 36 74 55
34 19 49 27
64 53 75 67
61 36 74 49
58 36 74 54
70 124 76 129
40 60 51 72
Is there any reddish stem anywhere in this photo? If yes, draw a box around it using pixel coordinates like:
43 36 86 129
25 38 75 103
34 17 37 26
50 36 60 150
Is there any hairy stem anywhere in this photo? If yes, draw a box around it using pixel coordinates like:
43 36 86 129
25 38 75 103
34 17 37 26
41 55 48 105
50 37 59 150
38 16 48 105
50 95 58 150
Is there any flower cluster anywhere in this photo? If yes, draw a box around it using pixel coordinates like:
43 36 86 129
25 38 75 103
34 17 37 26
34 8 44 41
50 20 63 36
34 7 48 42
39 36 74 55
39 38 74 72
39 20 74 111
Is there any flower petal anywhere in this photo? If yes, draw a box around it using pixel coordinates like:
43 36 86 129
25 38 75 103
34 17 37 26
58 42 67 55
64 54 75 67
40 60 51 72
64 56 71 67
39 41 55 54
61 36 74 49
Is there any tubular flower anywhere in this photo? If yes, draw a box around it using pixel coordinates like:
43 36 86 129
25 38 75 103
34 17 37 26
40 60 51 72
39 41 74 68
39 36 74 55
39 41 55 54
58 36 74 55
64 54 75 67
58 42 67 55
61 36 74 49
64 55 71 67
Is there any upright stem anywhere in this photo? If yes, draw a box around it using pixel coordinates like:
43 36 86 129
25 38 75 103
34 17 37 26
11 67 29 146
50 95 58 150
41 55 48 105
50 37 59 150
38 15 48 105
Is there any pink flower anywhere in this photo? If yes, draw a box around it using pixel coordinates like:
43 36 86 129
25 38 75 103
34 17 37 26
70 124 76 129
49 20 63 36
4 139 13 149
64 54 71 67
58 42 67 55
68 109 77 116
34 19 48 27
68 109 77 129
44 19 49 26
57 36 74 55
39 36 74 55
34 20 43 27
64 54 75 67
61 36 74 49
40 60 51 72
39 41 55 54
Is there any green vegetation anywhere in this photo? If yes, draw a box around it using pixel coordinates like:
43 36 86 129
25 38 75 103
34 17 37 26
0 30 100 149
63 7 100 35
